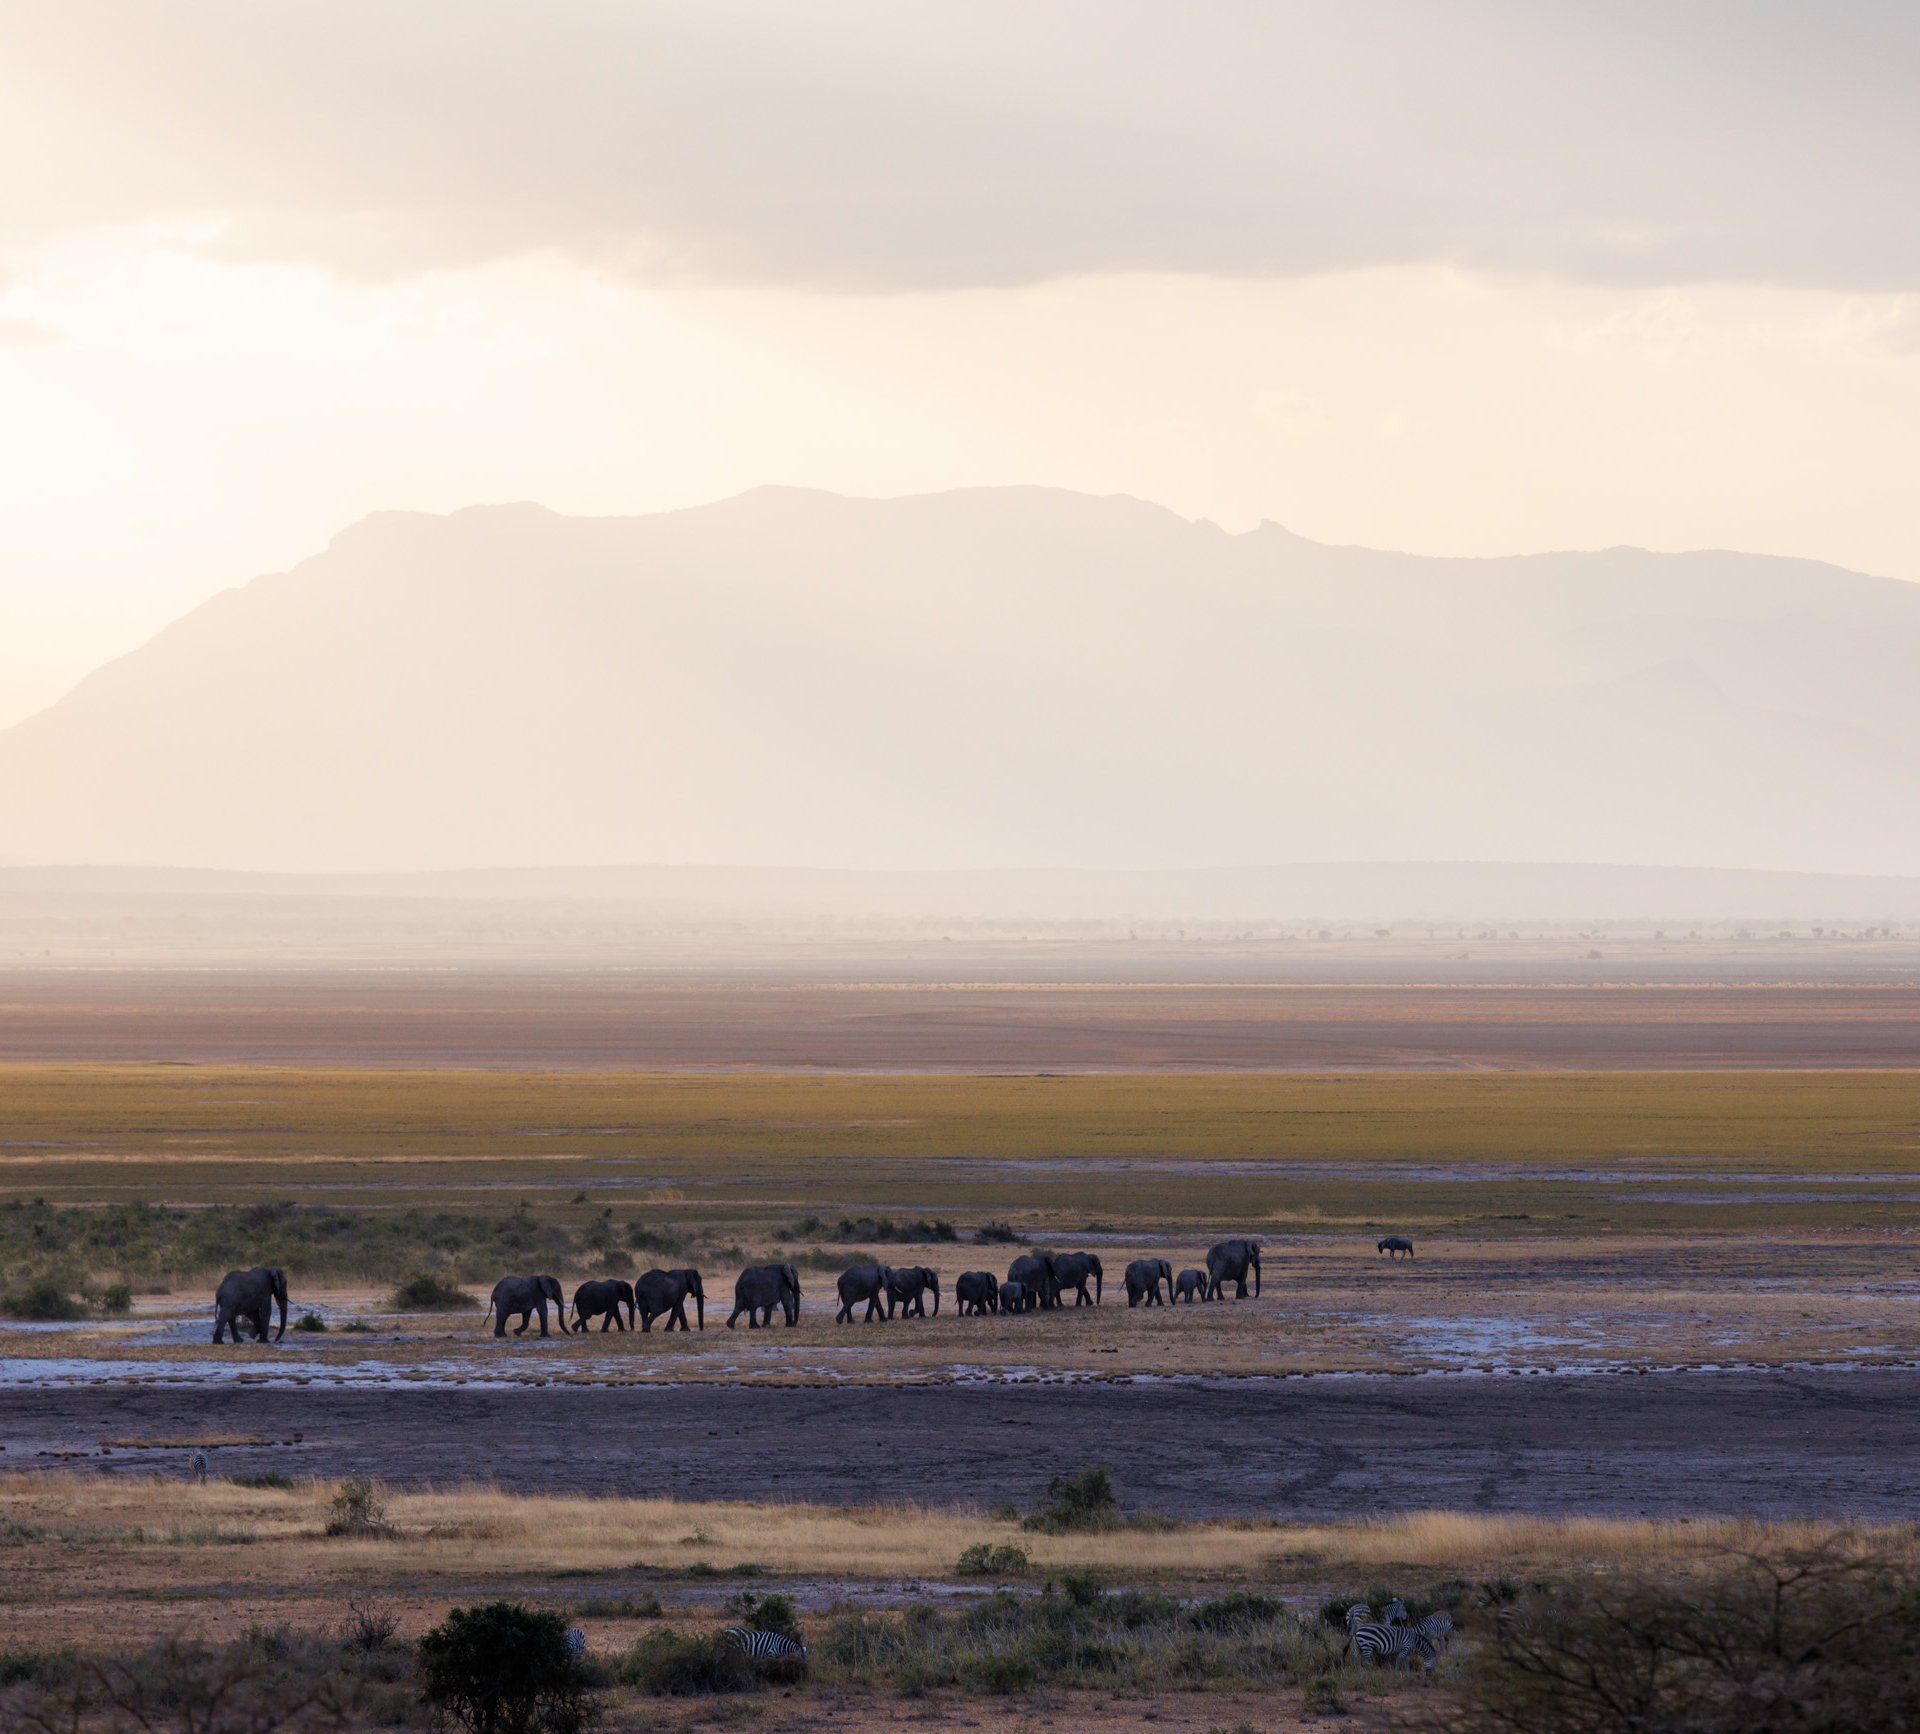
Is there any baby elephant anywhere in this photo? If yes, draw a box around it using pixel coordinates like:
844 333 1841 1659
1377 1235 1415 1260
999 1279 1028 1315
955 1271 1000 1316
1173 1268 1209 1303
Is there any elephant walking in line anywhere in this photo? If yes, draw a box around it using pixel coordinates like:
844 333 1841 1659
836 1264 892 1324
1007 1253 1060 1310
1378 1235 1415 1259
886 1265 940 1319
635 1267 705 1331
728 1263 800 1329
999 1280 1029 1314
1124 1257 1172 1307
212 1266 288 1344
1173 1268 1209 1303
484 1274 569 1337
1049 1251 1104 1306
955 1271 999 1315
1205 1238 1262 1300
570 1278 635 1332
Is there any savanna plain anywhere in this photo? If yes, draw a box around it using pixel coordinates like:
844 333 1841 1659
4 970 1920 1729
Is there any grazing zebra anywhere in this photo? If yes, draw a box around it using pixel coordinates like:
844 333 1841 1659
723 1627 808 1665
1416 1609 1455 1649
1343 1603 1436 1671
1382 1597 1408 1625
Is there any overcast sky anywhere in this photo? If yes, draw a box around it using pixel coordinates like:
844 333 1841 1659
4 0 1919 727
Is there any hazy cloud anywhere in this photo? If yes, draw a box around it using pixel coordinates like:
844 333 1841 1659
4 0 1918 292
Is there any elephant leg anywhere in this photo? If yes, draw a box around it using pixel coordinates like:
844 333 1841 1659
514 1310 531 1336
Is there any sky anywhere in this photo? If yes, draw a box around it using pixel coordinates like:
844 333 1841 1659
4 1 1919 731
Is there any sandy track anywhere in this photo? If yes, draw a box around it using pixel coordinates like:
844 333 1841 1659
8 972 1920 1068
10 1370 1918 1519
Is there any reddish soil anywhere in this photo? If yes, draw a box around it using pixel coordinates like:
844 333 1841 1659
7 972 1920 1068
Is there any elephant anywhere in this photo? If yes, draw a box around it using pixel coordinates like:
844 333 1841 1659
570 1278 634 1332
1205 1238 1262 1300
1124 1257 1172 1307
886 1265 941 1319
212 1266 288 1344
999 1280 1029 1314
635 1267 706 1331
836 1263 893 1324
728 1263 801 1329
1378 1236 1415 1260
1173 1267 1209 1303
1049 1251 1104 1306
955 1271 1000 1315
1007 1253 1061 1310
484 1274 569 1337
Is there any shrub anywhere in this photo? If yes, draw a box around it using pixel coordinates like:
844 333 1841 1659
975 1221 1020 1243
570 1592 661 1620
2 1277 86 1321
1303 1670 1347 1713
418 1601 598 1734
1022 1466 1120 1534
725 1590 800 1639
325 1478 394 1538
617 1628 753 1695
1429 1542 1920 1734
956 1542 1032 1577
292 1311 328 1332
98 1283 133 1315
340 1598 401 1662
230 1472 296 1490
390 1272 477 1311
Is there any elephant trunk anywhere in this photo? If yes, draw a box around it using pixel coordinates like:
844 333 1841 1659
1253 1256 1262 1298
694 1287 705 1331
929 1276 940 1316
1094 1265 1103 1305
272 1276 288 1343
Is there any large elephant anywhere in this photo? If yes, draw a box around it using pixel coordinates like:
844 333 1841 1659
1007 1253 1060 1310
886 1265 940 1319
636 1267 705 1331
1173 1267 1209 1304
955 1271 1000 1316
836 1263 892 1324
570 1278 634 1332
728 1263 801 1329
485 1274 569 1337
1205 1238 1262 1300
212 1266 288 1344
999 1280 1029 1314
1049 1251 1104 1306
1124 1257 1172 1307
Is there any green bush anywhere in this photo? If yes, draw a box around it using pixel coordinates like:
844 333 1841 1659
292 1311 328 1333
417 1601 597 1734
1022 1467 1121 1535
975 1221 1020 1243
390 1272 477 1311
98 1283 133 1315
725 1590 800 1638
325 1479 393 1538
617 1628 753 1695
956 1542 1032 1577
2 1277 86 1321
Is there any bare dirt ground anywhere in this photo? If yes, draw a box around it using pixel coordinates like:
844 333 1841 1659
9 1368 1918 1520
8 970 1920 1067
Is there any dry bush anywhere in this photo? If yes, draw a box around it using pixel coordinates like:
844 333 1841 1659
1428 1539 1920 1733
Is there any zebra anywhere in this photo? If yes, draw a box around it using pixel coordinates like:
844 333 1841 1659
188 1448 209 1484
722 1627 808 1665
1343 1603 1435 1671
1416 1609 1455 1650
1382 1597 1408 1625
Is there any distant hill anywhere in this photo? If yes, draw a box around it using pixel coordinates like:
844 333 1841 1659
4 485 1918 875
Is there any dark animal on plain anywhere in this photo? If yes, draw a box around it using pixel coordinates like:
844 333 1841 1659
212 1266 288 1344
1173 1268 1208 1303
1048 1250 1104 1305
1007 1253 1060 1310
570 1278 634 1331
836 1263 892 1324
1378 1235 1415 1259
723 1627 807 1664
1204 1238 1261 1300
1343 1603 1435 1671
728 1263 801 1329
955 1271 999 1315
635 1267 705 1331
886 1265 941 1319
484 1274 568 1337
999 1279 1029 1314
1124 1257 1172 1307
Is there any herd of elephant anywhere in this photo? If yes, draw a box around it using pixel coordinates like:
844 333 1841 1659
481 1238 1267 1338
208 1239 1270 1343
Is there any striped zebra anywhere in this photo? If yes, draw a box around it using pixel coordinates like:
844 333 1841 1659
1343 1603 1436 1671
1416 1609 1455 1650
723 1627 809 1665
